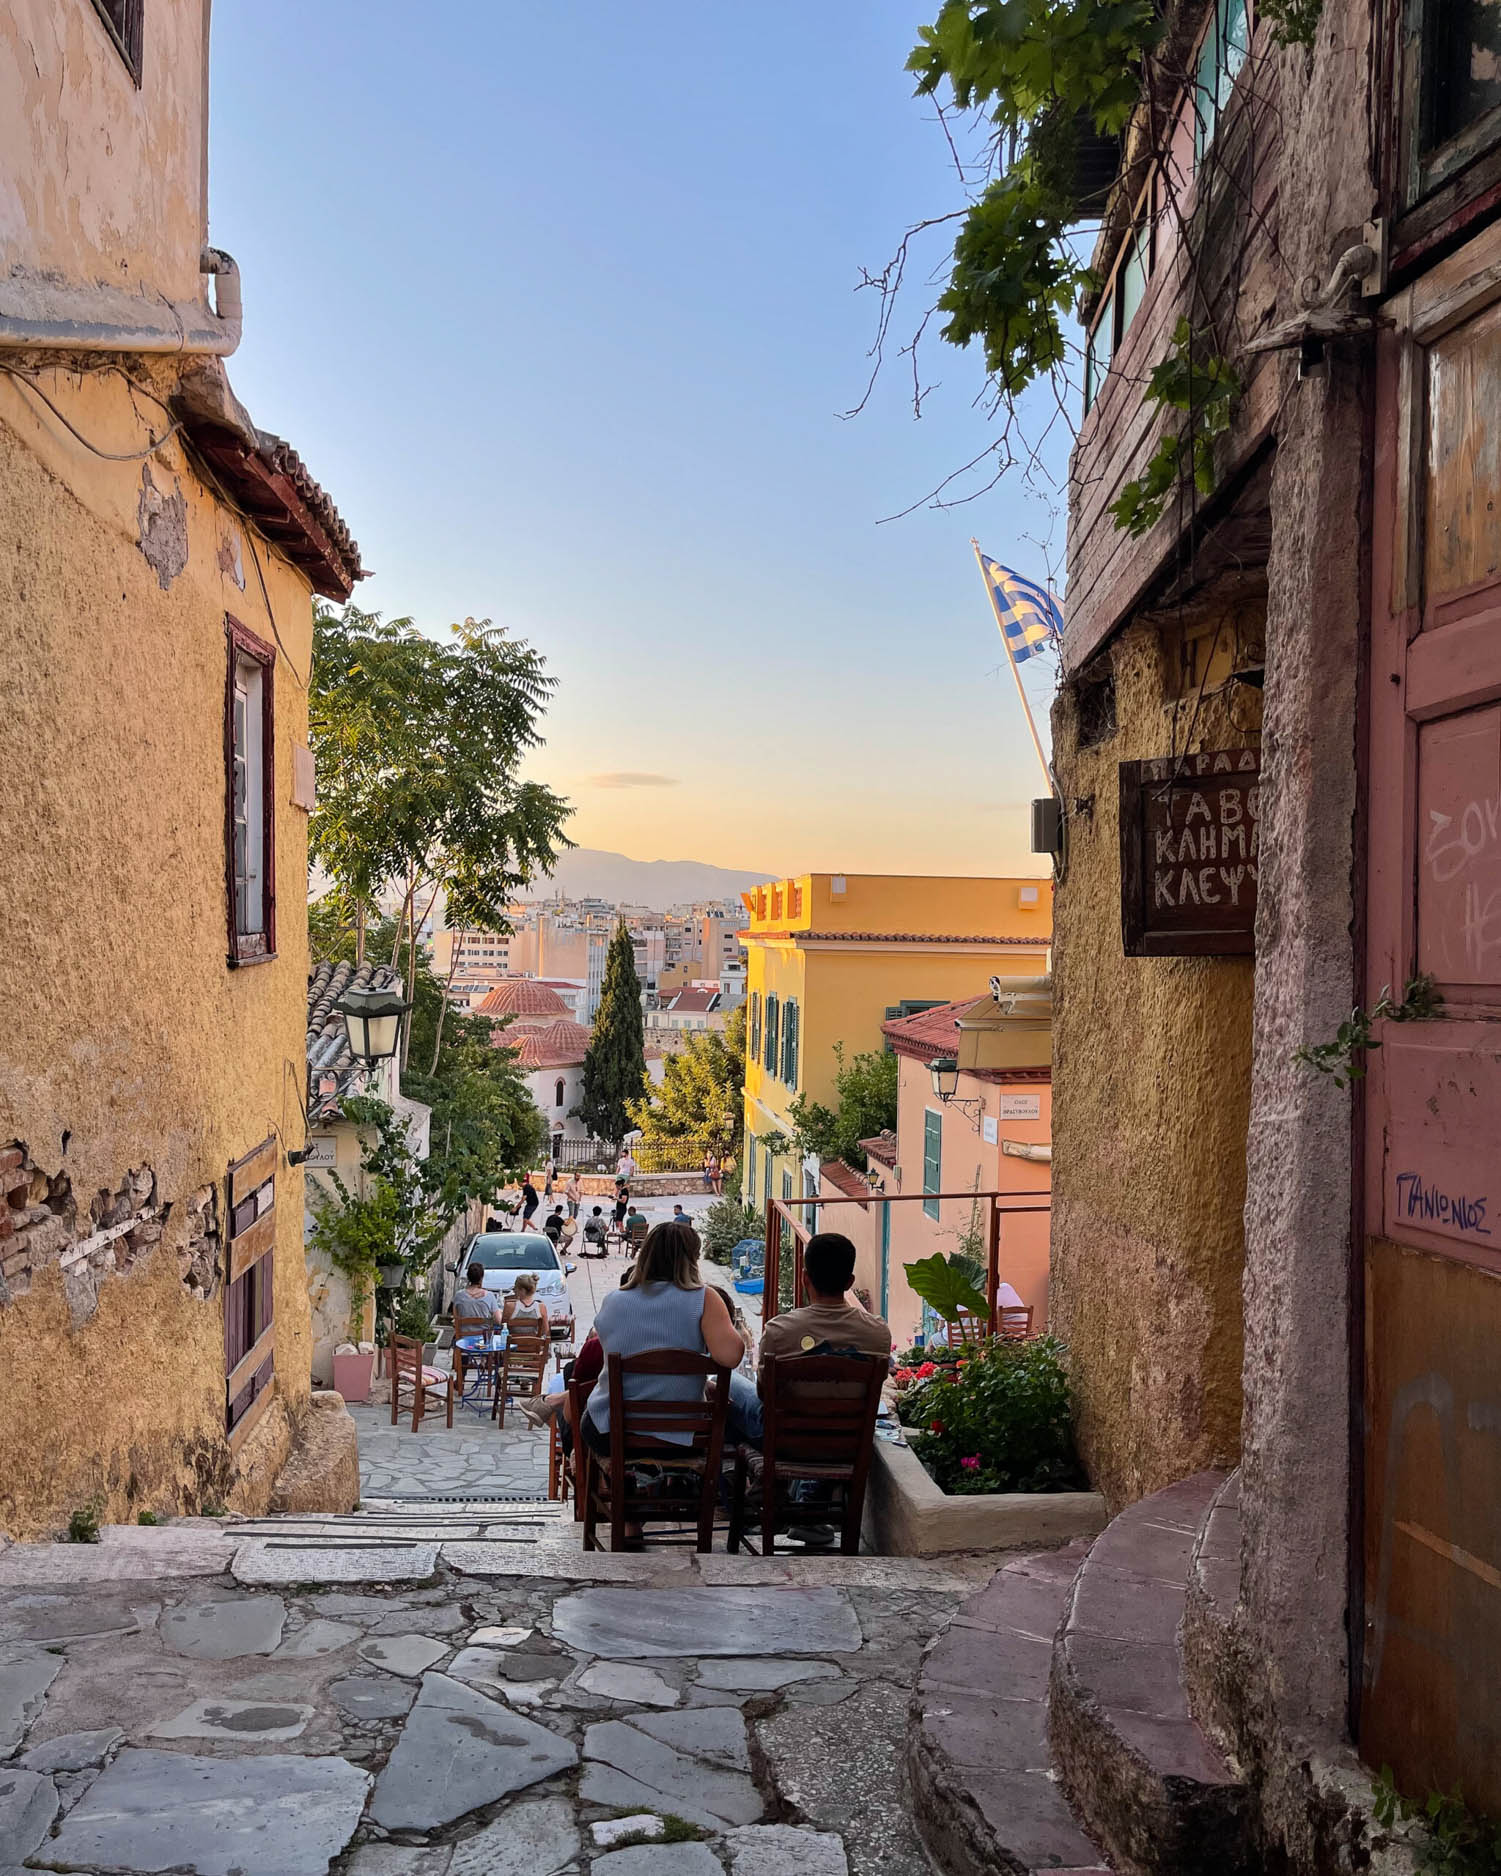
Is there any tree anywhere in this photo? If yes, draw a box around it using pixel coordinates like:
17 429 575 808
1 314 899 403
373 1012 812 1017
308 603 572 1065
787 1043 899 1171
626 1003 745 1161
308 908 547 1225
577 921 647 1147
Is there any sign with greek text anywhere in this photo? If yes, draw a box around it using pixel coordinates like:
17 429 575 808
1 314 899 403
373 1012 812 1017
1119 748 1260 956
995 1094 1041 1120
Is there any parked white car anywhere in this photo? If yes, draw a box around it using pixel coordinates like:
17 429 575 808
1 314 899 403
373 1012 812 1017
457 1232 574 1340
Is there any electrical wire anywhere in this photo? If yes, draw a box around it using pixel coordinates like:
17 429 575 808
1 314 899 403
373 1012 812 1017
0 362 183 461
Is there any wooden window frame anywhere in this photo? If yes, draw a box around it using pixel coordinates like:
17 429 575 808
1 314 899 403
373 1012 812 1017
224 616 277 968
1388 0 1501 272
88 0 143 85
225 1137 277 1445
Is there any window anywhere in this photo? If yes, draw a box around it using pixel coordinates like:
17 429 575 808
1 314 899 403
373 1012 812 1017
1118 218 1152 334
764 994 780 1076
225 618 276 965
747 1134 758 1203
1406 0 1501 201
781 999 799 1087
1192 0 1249 167
749 992 762 1061
225 1139 277 1447
1083 289 1114 413
923 1109 943 1221
89 0 143 83
554 1078 566 1109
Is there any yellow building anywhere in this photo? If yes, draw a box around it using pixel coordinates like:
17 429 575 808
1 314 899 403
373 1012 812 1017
0 1 361 1532
739 873 1052 1216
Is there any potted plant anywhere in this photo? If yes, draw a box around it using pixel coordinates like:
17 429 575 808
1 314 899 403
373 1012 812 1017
394 1289 438 1365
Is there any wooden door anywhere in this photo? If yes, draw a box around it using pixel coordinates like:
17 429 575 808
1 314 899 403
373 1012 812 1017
1363 216 1501 1809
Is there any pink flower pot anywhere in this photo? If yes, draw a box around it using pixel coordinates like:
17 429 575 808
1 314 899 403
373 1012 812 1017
332 1351 374 1404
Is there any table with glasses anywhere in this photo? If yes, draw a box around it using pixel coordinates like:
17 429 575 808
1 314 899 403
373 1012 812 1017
454 1330 509 1413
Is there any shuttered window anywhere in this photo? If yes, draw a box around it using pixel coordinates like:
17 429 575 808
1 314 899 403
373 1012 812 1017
923 1110 943 1221
781 1000 799 1087
764 995 780 1076
225 1137 277 1448
89 0 143 82
749 992 762 1061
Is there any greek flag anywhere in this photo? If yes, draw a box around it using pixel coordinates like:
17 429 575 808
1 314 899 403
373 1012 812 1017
979 554 1063 663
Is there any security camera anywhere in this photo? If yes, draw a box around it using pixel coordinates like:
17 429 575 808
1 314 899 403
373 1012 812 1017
988 975 1003 1000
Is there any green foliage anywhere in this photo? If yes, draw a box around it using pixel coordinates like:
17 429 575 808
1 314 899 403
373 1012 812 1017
1110 320 1242 536
309 603 570 939
577 922 648 1147
700 1196 761 1267
907 0 1159 398
66 1497 103 1544
787 1044 898 1171
897 1336 1084 1494
628 1003 745 1161
904 1251 991 1325
1294 975 1443 1089
1374 1769 1501 1876
394 1291 436 1342
137 1510 158 1526
1258 0 1322 48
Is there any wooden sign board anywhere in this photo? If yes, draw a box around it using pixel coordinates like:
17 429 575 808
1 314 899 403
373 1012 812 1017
1120 748 1260 956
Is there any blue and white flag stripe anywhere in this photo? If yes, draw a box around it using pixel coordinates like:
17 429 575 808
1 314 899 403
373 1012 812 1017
979 554 1064 664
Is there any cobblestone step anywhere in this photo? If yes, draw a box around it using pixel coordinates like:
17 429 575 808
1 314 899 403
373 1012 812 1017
1048 1471 1254 1876
908 1541 1108 1876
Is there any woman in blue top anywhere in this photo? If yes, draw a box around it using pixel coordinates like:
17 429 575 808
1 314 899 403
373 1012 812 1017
584 1223 748 1456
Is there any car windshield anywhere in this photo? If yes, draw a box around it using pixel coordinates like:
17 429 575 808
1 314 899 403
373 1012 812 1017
468 1235 558 1273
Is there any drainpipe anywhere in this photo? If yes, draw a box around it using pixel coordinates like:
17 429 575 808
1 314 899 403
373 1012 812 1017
0 247 243 355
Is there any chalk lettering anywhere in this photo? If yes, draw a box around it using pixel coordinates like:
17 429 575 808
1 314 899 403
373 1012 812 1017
1186 792 1212 824
1155 870 1176 909
1220 790 1243 827
1156 829 1177 864
1199 867 1221 904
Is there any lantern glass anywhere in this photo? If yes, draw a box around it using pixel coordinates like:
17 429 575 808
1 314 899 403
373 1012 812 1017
929 1056 960 1101
335 986 409 1065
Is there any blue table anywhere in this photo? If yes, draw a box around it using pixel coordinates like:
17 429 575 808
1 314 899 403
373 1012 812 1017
454 1331 508 1414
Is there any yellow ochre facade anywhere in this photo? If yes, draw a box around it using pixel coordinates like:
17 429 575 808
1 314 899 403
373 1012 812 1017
739 873 1052 1215
0 0 361 1533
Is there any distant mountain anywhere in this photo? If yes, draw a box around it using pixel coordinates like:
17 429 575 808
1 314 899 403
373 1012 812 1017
526 848 772 912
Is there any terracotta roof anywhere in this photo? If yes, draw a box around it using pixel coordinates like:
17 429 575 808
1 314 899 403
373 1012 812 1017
663 988 722 1014
820 1160 873 1205
174 362 362 600
881 999 972 1060
509 1019 593 1069
306 961 403 1116
859 1130 899 1168
477 978 571 1019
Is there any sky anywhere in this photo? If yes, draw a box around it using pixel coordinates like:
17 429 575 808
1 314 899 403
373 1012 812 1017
208 2 1071 879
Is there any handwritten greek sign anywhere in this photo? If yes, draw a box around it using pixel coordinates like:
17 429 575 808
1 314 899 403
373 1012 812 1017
1120 748 1260 956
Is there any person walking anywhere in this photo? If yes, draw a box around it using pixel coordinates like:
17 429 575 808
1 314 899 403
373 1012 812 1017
703 1149 719 1196
565 1172 582 1220
520 1177 540 1229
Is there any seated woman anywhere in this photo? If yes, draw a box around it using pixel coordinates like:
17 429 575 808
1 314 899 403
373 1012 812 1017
451 1263 501 1337
582 1222 753 1461
502 1270 550 1341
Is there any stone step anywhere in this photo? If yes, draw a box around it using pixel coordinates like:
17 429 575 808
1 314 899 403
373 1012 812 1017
908 1541 1110 1876
1047 1471 1254 1876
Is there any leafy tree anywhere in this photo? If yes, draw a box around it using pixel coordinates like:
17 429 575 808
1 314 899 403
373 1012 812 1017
577 921 647 1147
787 1044 899 1171
699 1195 762 1267
308 603 571 1066
626 1003 745 1161
308 909 547 1226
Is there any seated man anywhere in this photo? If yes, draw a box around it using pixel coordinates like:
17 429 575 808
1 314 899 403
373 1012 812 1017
581 1206 609 1256
758 1231 893 1382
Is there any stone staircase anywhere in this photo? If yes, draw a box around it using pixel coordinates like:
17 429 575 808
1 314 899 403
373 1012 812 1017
910 1469 1251 1876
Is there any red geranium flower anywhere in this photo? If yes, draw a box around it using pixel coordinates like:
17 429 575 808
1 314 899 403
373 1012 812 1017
960 1455 980 1471
930 1419 944 1434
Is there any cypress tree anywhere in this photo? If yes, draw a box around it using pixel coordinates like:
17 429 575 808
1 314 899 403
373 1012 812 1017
578 920 648 1147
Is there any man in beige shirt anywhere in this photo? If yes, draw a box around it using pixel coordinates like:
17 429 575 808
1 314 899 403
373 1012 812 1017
758 1232 893 1385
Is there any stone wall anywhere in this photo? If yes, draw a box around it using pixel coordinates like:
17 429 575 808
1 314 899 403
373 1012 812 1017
1049 615 1260 1508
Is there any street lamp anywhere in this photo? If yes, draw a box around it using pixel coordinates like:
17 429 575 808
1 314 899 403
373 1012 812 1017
928 1055 983 1130
336 983 410 1066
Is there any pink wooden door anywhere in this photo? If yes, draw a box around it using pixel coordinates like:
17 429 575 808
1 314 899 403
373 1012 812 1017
1363 217 1501 1808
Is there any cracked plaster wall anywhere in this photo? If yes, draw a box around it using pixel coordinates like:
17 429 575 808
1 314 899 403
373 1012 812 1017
0 362 316 1537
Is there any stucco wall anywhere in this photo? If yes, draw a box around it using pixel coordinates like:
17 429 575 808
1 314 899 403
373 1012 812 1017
1049 616 1260 1508
0 362 315 1535
0 0 210 306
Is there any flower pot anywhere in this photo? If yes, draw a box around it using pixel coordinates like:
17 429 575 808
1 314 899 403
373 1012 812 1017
377 1263 406 1290
332 1349 375 1404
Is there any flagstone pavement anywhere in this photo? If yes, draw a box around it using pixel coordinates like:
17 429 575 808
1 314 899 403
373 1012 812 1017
0 1523 999 1876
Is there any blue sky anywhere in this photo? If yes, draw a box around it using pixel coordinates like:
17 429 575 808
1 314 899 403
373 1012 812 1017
209 1 1069 877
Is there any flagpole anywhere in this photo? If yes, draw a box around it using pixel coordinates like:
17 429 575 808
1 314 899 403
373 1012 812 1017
970 538 1057 797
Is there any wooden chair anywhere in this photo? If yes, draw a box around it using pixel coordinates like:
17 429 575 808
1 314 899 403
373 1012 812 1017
389 1333 455 1431
945 1308 986 1349
997 1304 1035 1340
581 1352 730 1553
493 1332 549 1428
728 1354 885 1557
626 1214 650 1253
547 1377 592 1507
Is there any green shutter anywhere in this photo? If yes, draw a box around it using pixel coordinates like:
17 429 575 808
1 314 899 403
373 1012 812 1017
923 1109 942 1220
765 994 779 1076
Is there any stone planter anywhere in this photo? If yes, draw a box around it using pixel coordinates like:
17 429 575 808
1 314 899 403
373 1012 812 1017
864 1438 1106 1557
331 1350 375 1405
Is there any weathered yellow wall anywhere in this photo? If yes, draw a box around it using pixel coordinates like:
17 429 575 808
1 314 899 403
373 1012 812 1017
1049 614 1260 1508
0 362 314 1535
0 0 209 304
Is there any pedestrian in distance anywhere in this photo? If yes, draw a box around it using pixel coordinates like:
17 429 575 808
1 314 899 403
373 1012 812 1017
565 1172 582 1220
613 1176 630 1227
615 1147 638 1182
703 1149 719 1195
520 1177 540 1229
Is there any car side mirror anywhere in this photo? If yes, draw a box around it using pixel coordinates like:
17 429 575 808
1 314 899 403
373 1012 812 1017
565 1262 577 1276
